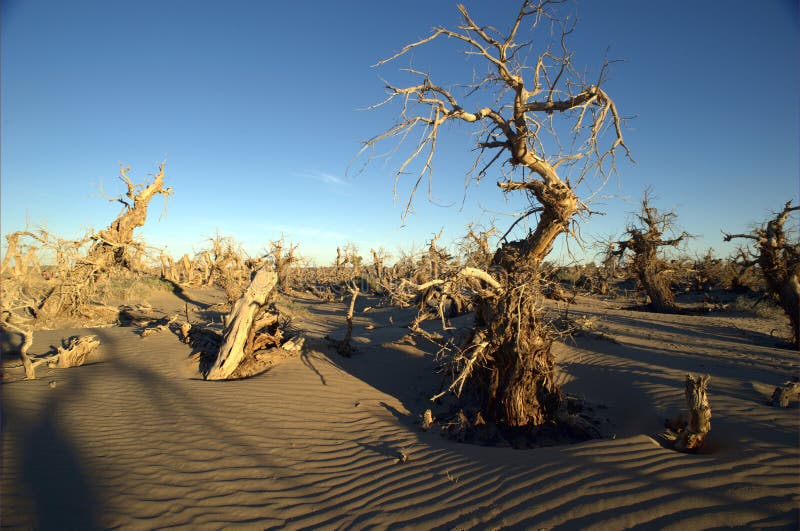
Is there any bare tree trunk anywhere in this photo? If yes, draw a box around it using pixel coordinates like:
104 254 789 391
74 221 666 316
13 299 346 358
612 195 687 314
635 251 678 313
675 374 711 452
473 200 575 427
205 266 278 380
338 284 360 357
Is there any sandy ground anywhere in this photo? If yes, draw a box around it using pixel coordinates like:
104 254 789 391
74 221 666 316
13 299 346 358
2 287 798 529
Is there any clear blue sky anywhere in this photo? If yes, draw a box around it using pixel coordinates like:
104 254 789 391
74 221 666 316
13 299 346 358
2 0 798 265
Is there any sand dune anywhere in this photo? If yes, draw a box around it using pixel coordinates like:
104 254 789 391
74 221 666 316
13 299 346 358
2 291 798 529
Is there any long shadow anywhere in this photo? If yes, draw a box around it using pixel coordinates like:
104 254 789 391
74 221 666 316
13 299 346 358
2 325 308 528
18 402 102 529
568 336 799 446
580 306 790 351
572 330 794 389
3 363 104 529
160 279 212 309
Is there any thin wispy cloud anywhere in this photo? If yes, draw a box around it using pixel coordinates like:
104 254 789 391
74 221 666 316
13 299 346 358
295 171 350 187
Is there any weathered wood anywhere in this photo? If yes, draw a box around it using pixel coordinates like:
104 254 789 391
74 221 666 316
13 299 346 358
421 409 434 431
19 329 35 379
338 284 360 357
205 266 278 380
57 335 100 368
0 317 35 379
675 373 711 451
770 380 800 407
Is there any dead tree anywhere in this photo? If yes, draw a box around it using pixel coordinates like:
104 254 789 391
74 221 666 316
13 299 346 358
357 1 630 427
337 283 360 357
724 202 800 348
462 224 496 270
611 194 688 313
203 233 249 303
371 248 389 284
39 164 171 318
266 237 301 292
340 242 363 279
89 164 171 271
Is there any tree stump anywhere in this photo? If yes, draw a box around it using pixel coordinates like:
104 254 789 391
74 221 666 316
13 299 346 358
675 373 711 452
205 266 278 380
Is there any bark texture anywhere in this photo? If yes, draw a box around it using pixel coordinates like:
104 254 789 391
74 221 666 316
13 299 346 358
205 266 278 380
675 374 712 452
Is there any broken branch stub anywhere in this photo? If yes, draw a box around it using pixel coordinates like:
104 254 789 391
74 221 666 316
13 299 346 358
205 266 278 380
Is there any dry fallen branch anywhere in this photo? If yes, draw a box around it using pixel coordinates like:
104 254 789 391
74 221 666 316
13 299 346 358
56 336 100 368
769 379 800 407
140 315 179 338
26 335 101 374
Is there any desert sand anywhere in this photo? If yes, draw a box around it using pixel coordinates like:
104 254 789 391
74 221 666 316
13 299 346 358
2 287 798 529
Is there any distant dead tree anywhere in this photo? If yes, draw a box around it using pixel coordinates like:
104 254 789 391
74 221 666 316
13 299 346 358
203 233 249 303
338 242 364 279
611 194 688 313
370 247 390 284
724 201 799 348
588 238 621 295
357 1 631 427
462 224 497 270
266 237 301 292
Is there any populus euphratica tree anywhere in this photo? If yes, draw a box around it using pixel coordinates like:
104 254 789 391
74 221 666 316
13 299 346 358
724 202 799 349
611 193 689 313
358 1 631 427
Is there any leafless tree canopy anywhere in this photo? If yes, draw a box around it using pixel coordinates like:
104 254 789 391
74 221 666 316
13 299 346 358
358 0 631 235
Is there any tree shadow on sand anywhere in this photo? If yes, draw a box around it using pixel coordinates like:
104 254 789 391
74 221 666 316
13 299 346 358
4 383 104 529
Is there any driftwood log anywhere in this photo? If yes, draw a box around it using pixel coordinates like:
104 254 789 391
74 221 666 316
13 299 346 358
770 380 800 407
675 373 712 452
56 336 100 368
25 335 100 376
205 266 278 380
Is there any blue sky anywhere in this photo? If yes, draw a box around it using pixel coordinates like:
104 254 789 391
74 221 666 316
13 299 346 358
2 0 798 265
